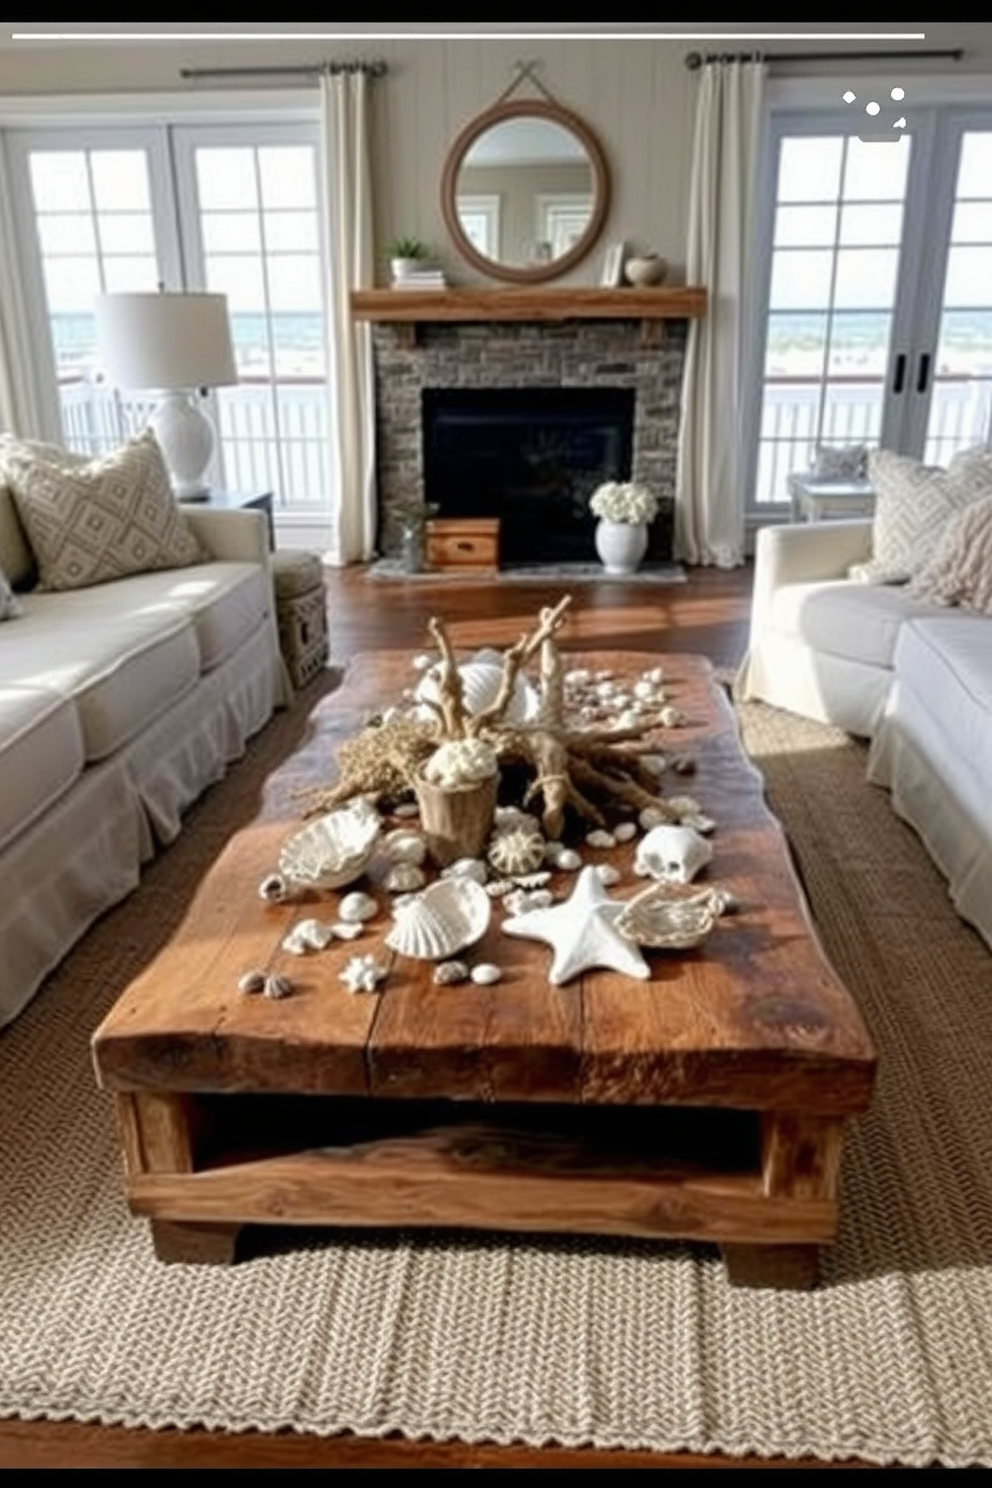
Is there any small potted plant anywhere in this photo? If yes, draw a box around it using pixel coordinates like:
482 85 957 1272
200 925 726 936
385 235 428 282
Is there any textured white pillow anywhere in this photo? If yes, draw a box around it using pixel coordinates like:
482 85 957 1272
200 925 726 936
908 491 992 616
849 448 987 585
0 429 209 592
0 563 22 621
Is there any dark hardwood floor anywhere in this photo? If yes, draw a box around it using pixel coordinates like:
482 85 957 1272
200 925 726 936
0 561 888 1470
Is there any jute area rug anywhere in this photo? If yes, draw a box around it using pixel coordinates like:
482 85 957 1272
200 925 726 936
3 676 992 1468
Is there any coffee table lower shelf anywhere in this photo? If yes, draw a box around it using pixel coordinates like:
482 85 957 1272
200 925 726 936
114 1089 844 1289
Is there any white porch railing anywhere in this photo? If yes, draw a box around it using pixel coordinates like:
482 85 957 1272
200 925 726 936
59 380 333 511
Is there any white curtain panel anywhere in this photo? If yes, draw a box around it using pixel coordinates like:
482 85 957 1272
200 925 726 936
319 69 377 566
675 58 766 568
0 148 49 437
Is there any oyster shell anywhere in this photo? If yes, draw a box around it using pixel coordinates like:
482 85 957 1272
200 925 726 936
385 875 491 960
615 881 720 950
278 797 381 891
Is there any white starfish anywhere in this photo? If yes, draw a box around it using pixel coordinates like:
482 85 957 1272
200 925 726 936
501 864 650 986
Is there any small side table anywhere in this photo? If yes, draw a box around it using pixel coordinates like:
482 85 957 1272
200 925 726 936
181 490 275 550
271 549 329 690
787 475 875 524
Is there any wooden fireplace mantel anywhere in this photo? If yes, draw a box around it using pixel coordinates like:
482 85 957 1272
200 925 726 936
351 285 707 347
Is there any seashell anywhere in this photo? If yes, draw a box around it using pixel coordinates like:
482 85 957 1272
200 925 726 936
643 666 665 685
385 876 492 960
633 823 713 883
339 954 388 993
337 890 378 923
487 821 546 878
393 802 420 818
667 794 702 817
278 797 381 892
681 813 716 835
258 872 293 904
263 973 294 999
639 805 670 831
640 754 668 777
615 881 720 950
503 887 555 917
282 918 336 954
659 706 688 728
415 660 538 726
595 863 622 887
422 736 499 789
485 879 515 897
470 962 502 985
555 848 583 872
614 821 638 843
441 857 489 884
238 969 266 995
585 829 616 849
332 921 363 940
382 828 427 866
565 668 591 685
383 863 427 894
670 753 696 775
433 959 470 985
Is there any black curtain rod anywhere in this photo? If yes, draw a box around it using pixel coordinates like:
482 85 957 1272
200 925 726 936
179 60 388 81
685 48 964 69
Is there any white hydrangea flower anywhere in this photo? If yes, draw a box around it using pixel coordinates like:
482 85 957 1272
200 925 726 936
588 480 659 525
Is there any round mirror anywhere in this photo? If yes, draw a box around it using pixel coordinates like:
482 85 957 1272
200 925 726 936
440 98 610 284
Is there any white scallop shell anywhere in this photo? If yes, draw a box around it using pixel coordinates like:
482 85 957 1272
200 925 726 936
633 823 713 883
414 660 538 725
615 882 720 950
384 876 492 960
278 798 381 891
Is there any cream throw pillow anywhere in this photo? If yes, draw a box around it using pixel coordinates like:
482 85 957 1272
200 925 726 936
0 430 209 592
849 447 987 585
908 491 992 617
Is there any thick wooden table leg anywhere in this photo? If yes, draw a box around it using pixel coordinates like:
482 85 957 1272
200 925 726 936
151 1218 241 1265
722 1111 847 1290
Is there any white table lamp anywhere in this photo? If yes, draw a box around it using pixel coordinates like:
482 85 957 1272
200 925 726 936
95 290 238 499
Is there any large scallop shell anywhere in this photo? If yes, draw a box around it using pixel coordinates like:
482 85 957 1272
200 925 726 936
615 881 720 950
278 797 381 891
384 875 491 960
414 660 538 725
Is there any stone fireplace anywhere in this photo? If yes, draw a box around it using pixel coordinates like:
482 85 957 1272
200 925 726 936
363 303 693 569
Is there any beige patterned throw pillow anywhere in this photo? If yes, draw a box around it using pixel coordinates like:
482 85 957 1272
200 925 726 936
849 447 986 585
908 491 992 616
0 430 209 592
0 563 22 620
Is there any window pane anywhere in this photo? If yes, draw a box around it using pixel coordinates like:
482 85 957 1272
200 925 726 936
769 248 835 311
29 152 89 211
951 202 992 244
97 212 156 255
37 212 96 256
764 311 828 380
827 310 892 378
102 255 159 293
936 308 992 376
201 211 261 254
258 146 316 209
839 203 903 247
943 244 992 306
204 254 266 310
271 311 326 378
821 381 883 442
773 204 837 247
956 132 992 198
90 151 151 211
777 137 842 202
263 210 318 253
196 148 258 209
833 247 899 309
266 255 322 312
842 136 910 201
43 255 101 311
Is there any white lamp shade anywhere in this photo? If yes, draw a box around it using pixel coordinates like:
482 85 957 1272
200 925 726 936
95 291 238 392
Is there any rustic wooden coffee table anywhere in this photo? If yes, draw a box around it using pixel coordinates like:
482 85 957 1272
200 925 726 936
91 650 876 1288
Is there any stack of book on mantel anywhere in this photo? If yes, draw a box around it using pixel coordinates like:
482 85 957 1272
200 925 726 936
391 265 448 290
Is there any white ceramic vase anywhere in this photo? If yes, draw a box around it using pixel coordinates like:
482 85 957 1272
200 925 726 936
594 519 649 576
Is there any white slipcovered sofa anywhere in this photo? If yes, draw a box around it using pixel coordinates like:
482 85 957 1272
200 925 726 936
737 446 992 954
0 431 292 1027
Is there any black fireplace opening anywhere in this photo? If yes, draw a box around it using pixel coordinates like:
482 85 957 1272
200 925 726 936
422 386 652 567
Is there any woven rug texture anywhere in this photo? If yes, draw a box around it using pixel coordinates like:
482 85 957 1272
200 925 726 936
3 678 992 1467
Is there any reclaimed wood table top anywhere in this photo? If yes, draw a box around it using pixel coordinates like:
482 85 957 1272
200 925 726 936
92 650 877 1118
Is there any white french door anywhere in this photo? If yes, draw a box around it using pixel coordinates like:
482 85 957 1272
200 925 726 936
747 103 992 513
1 118 331 516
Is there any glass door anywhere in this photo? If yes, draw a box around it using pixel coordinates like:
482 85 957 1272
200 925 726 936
746 103 992 514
